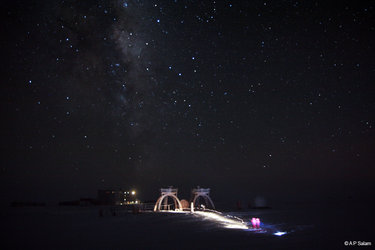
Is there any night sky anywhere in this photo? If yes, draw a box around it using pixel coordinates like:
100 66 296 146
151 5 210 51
2 0 374 204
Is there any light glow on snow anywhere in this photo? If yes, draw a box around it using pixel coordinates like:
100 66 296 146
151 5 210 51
195 211 248 229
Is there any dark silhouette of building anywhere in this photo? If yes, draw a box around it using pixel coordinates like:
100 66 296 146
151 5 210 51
97 190 138 205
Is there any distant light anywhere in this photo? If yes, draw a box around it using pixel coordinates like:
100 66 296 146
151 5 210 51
131 191 136 195
274 231 287 236
156 19 160 23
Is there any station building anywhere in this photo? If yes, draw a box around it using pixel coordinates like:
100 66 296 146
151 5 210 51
97 189 138 205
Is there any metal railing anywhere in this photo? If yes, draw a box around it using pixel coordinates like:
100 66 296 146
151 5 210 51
160 188 178 194
192 188 210 193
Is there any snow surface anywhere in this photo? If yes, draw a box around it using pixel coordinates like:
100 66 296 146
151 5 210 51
1 202 372 249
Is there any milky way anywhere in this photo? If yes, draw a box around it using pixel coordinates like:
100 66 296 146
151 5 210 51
2 0 375 202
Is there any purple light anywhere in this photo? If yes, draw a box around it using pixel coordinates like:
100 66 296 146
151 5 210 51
274 231 287 236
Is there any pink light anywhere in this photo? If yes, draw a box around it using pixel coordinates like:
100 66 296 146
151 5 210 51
251 217 257 228
255 218 261 229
